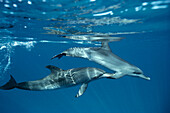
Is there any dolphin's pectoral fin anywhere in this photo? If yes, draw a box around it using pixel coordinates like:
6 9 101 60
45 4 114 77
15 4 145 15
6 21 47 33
100 73 125 79
75 83 88 98
112 72 125 79
51 53 66 60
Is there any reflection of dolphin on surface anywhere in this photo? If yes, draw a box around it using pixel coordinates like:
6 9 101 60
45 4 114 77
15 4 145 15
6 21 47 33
0 65 118 97
52 35 150 80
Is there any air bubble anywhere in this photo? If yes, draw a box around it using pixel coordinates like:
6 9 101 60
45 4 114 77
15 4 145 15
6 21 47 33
142 8 146 11
42 12 46 14
13 4 17 7
28 1 32 5
125 9 128 12
142 2 148 6
4 4 10 8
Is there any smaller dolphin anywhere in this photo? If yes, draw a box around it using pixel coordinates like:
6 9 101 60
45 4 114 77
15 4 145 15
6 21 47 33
0 65 117 97
52 35 150 80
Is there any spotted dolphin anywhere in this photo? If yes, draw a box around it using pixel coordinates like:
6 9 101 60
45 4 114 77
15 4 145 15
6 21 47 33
0 65 117 97
51 35 150 80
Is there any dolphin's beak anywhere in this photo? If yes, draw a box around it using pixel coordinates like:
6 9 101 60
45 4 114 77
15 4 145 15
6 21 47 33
138 74 150 80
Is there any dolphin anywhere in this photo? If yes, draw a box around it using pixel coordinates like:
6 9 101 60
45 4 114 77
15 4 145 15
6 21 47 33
51 35 150 80
0 65 118 97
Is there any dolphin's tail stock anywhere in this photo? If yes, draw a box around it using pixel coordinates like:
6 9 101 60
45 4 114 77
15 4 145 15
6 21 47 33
0 75 17 90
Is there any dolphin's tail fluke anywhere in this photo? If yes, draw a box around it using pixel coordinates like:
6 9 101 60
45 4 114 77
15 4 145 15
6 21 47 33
0 75 17 90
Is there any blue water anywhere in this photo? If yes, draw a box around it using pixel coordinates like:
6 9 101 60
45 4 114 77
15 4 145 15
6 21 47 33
0 0 170 113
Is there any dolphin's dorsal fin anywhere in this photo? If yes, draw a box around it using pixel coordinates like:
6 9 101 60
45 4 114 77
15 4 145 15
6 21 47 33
75 83 88 98
46 65 63 73
101 41 110 50
100 37 125 50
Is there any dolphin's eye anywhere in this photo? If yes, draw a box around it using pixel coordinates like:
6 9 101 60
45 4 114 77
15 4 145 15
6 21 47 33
133 72 142 74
